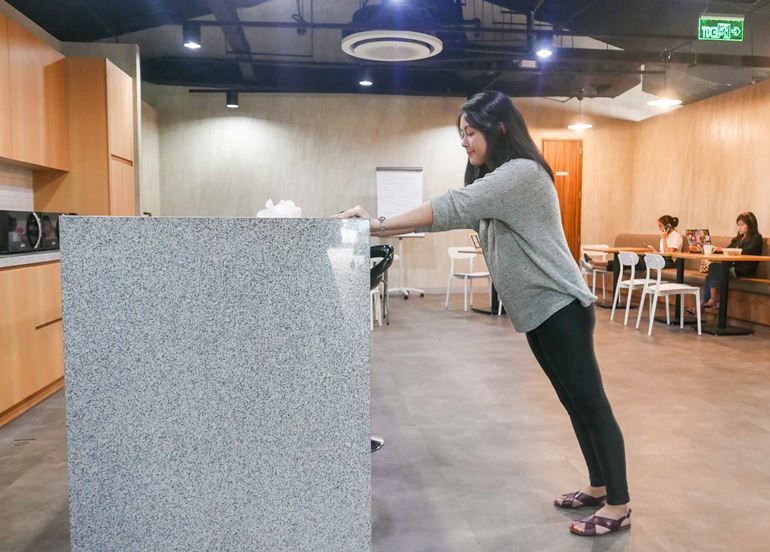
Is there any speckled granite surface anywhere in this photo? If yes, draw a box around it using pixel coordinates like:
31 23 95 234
60 217 371 552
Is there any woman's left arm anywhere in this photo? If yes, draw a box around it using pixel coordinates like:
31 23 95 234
743 233 764 255
332 201 434 237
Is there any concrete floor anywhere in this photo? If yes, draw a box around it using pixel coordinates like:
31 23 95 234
2 294 770 551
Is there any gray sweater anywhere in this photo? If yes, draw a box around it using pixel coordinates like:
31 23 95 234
417 158 595 333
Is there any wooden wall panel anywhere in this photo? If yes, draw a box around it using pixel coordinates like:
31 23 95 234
0 16 11 159
630 79 770 238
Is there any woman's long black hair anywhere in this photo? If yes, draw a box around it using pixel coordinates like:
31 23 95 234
735 211 759 244
459 91 554 185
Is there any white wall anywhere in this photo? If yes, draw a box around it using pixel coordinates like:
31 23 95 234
140 101 161 216
143 85 635 290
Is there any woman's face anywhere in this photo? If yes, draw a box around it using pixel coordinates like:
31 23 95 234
737 219 748 235
459 114 488 167
657 222 666 233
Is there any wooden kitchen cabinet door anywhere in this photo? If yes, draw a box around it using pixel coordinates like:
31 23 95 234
0 16 11 159
106 60 134 163
109 156 136 216
7 20 69 170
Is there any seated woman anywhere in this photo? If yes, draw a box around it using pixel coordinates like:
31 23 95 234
703 212 764 309
594 215 682 272
647 215 683 268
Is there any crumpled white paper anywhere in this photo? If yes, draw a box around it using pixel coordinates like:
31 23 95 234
256 199 302 218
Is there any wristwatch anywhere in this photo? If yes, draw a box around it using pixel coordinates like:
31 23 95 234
378 216 386 233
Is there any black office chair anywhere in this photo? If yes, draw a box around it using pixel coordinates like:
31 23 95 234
369 245 394 453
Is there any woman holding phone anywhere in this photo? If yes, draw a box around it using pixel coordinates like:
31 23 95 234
645 215 683 268
333 91 631 537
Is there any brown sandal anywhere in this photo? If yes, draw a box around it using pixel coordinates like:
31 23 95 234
554 491 607 509
570 509 632 536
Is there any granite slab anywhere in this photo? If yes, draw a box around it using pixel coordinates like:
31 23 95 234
60 216 371 552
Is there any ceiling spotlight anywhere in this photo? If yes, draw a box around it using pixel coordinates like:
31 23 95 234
183 21 202 50
226 91 239 109
358 67 373 87
536 47 553 59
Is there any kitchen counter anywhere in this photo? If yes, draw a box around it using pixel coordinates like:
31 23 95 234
0 251 61 269
60 217 371 552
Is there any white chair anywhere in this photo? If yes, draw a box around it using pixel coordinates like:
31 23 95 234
445 247 491 311
370 258 384 329
635 254 702 336
370 285 383 329
580 244 610 300
610 252 656 326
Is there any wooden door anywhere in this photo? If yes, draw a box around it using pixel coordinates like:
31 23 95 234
542 140 583 260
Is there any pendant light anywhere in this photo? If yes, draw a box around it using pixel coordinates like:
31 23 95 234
183 22 202 50
568 96 592 132
647 56 682 108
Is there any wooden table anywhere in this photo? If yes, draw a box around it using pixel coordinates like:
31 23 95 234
583 247 650 309
457 247 504 316
666 252 770 336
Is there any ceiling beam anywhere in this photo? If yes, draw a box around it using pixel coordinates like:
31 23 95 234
206 0 261 82
464 45 770 68
144 55 664 76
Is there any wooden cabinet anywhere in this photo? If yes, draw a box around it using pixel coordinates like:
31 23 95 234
6 19 69 170
107 61 135 163
34 58 136 215
109 157 136 215
0 16 12 159
0 261 64 425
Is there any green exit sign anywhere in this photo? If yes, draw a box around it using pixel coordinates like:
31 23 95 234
698 15 744 42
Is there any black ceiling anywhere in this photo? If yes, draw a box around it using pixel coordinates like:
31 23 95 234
7 0 770 101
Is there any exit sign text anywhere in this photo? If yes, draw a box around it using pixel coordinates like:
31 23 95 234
698 15 744 42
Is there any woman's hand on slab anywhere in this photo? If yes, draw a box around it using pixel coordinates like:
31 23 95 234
331 205 371 220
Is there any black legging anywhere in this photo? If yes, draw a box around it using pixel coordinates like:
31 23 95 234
526 300 630 505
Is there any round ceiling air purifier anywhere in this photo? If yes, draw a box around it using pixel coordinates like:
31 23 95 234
341 30 443 62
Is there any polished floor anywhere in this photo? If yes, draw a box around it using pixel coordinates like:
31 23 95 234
3 294 770 551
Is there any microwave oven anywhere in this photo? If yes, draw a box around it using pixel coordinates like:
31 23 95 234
0 210 63 255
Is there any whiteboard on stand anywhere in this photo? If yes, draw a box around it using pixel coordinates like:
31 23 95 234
376 167 425 238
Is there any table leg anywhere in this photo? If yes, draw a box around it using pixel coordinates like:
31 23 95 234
471 283 505 316
700 263 753 336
